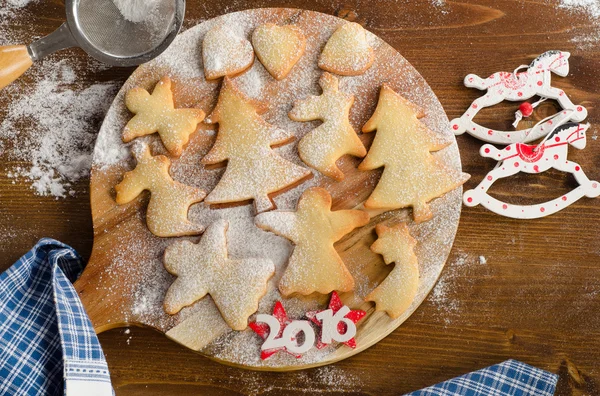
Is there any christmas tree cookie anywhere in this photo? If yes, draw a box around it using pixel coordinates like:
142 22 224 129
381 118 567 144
163 219 275 330
252 23 306 80
255 187 369 296
114 145 206 237
123 76 205 157
319 22 374 76
203 23 255 80
202 77 311 213
359 85 470 223
366 223 419 319
289 72 366 180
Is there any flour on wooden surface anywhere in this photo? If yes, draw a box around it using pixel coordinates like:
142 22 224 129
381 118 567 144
0 60 117 197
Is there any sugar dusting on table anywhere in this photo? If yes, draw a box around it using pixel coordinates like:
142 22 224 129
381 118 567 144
0 61 116 197
556 0 600 49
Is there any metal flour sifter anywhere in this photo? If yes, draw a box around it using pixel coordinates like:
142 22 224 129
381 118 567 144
0 0 185 89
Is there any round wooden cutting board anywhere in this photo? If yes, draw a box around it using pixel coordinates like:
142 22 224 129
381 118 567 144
74 8 464 371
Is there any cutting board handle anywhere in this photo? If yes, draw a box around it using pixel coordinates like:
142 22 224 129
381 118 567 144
0 45 33 90
75 254 129 334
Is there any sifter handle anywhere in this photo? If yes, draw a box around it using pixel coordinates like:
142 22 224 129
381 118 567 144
0 45 33 90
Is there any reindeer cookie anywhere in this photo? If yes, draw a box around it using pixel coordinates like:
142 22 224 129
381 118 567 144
114 145 206 237
123 76 205 157
319 22 374 76
163 219 275 330
252 23 306 80
359 84 469 223
203 23 255 80
255 187 369 296
289 72 366 180
366 223 419 319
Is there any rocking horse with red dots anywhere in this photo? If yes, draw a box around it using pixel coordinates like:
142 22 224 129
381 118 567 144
463 122 600 219
456 51 598 219
451 50 588 144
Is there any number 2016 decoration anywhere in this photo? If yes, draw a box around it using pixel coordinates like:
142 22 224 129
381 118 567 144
249 292 366 360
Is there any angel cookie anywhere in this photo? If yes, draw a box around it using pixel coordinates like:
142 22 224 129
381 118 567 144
255 187 369 296
252 23 306 80
163 219 274 330
289 72 366 180
123 76 205 157
366 223 419 319
203 23 254 80
202 77 311 213
114 145 206 237
359 85 469 223
319 22 374 76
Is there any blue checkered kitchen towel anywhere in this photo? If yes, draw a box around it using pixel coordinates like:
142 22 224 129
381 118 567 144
0 239 558 396
407 359 558 396
0 238 113 396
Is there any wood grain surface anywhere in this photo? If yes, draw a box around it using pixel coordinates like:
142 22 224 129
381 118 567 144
1 0 599 394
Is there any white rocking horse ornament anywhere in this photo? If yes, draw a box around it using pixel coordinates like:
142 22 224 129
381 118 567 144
451 50 588 144
464 122 600 219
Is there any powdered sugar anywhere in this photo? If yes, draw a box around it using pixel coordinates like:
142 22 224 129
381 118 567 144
112 0 161 23
0 60 117 197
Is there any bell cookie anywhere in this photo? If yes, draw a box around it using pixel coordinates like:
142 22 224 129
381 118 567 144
318 22 374 76
202 23 255 80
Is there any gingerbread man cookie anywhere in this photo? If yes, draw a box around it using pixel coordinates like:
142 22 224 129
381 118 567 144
359 84 469 223
252 23 306 80
289 72 366 180
255 187 369 296
318 22 374 76
114 145 206 237
366 223 419 319
163 219 275 330
202 77 311 213
123 76 205 157
202 23 255 80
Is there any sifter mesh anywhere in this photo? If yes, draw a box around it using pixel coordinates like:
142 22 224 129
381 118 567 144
75 0 175 58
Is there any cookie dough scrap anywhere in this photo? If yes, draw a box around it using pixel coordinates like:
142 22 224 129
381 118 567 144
318 22 374 76
163 219 275 331
114 145 206 237
252 23 306 80
359 84 470 223
202 77 311 213
123 76 205 157
289 72 366 180
255 187 369 297
203 23 254 80
366 223 419 319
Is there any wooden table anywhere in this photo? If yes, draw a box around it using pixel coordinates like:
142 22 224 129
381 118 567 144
1 0 599 394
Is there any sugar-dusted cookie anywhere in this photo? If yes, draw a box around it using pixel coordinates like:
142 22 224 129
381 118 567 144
359 85 470 223
366 223 419 319
115 145 206 237
202 77 311 213
123 76 205 157
318 22 374 76
163 219 274 330
252 23 306 80
202 23 255 80
255 187 369 296
289 72 366 180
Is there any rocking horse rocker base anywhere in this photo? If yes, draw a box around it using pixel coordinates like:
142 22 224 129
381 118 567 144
464 122 600 219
